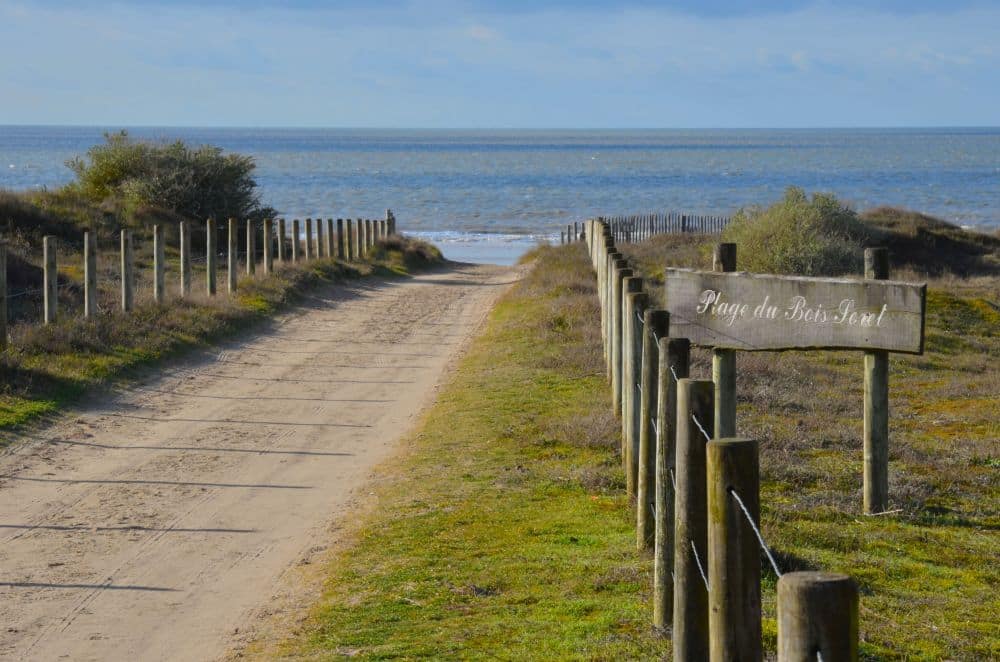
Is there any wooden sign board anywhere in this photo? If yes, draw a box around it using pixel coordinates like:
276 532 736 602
664 268 926 354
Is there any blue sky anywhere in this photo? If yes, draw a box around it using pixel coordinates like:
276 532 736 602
0 1 996 127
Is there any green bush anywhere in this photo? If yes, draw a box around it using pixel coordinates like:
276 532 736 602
67 130 273 223
722 187 870 276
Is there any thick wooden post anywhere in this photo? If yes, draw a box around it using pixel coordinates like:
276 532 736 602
84 229 97 316
247 220 256 275
305 218 313 260
366 219 374 251
0 242 6 349
864 247 890 514
623 286 646 497
611 266 633 411
326 218 335 257
153 224 165 303
120 229 134 311
653 338 690 630
707 437 762 662
778 572 859 662
713 242 738 438
43 236 57 324
606 254 624 379
180 221 191 297
637 310 669 550
387 208 396 235
263 218 274 275
673 378 712 658
206 219 217 296
291 220 300 263
227 218 239 294
337 219 345 259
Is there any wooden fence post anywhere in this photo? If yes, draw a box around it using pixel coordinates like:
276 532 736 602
366 219 374 251
84 229 97 316
623 285 646 497
263 218 274 275
228 218 239 294
315 217 325 258
153 224 165 303
713 242 738 438
606 254 623 380
864 247 890 514
247 219 257 275
43 236 57 324
120 229 134 311
180 221 191 297
305 218 313 260
0 241 6 349
327 218 335 257
206 219 217 296
291 220 300 263
337 219 345 259
653 338 690 630
707 437 762 661
611 266 633 411
777 572 858 662
673 378 713 658
637 309 669 550
277 218 286 263
347 219 356 261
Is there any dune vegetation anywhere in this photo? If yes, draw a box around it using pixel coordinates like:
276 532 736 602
257 201 998 660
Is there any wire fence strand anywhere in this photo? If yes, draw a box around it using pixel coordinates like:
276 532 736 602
729 488 783 578
691 540 710 591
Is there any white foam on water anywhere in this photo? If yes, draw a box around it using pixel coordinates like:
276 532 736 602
407 230 560 266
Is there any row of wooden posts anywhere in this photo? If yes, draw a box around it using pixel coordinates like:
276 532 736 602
0 210 398 348
583 217 859 661
561 212 730 245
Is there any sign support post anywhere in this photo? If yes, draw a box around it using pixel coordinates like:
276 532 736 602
713 243 737 438
864 247 890 514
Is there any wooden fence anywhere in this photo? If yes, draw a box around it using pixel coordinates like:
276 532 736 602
561 212 729 245
582 217 861 662
0 210 398 348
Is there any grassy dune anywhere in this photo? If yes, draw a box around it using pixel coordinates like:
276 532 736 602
266 216 997 659
0 237 442 436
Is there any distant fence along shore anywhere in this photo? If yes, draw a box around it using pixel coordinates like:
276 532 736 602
0 211 398 349
560 211 730 244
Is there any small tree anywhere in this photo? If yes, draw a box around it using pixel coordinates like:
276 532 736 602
722 187 870 276
67 130 273 223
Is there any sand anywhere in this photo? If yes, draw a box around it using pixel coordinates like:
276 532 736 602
0 262 520 661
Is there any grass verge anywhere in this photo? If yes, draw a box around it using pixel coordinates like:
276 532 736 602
262 244 670 660
266 233 996 660
0 237 442 437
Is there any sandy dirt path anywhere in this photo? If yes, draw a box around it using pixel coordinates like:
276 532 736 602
0 262 519 661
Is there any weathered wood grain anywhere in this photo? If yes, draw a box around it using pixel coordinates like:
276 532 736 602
664 268 926 354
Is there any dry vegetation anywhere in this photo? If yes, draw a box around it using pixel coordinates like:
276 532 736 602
620 209 999 657
0 233 443 434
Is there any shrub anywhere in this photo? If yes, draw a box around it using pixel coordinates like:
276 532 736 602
722 187 870 276
66 130 273 224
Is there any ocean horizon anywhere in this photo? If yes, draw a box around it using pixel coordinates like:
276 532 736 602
3 125 998 264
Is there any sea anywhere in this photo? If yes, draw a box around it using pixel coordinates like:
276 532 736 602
1 127 998 265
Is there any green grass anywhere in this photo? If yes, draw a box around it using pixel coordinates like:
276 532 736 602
265 232 997 660
0 237 443 439
623 234 999 659
261 244 671 660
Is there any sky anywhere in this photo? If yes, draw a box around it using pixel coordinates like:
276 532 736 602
0 0 997 128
